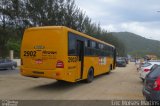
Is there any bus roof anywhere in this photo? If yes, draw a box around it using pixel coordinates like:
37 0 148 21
26 26 115 48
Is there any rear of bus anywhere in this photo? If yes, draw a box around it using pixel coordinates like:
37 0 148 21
20 26 69 81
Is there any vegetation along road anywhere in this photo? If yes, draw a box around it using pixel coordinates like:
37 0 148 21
0 62 144 100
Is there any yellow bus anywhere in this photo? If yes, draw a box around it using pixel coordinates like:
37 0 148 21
20 26 116 83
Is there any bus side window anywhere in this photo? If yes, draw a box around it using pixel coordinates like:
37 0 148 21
68 33 76 56
85 40 88 47
96 43 99 49
87 40 91 47
91 41 96 48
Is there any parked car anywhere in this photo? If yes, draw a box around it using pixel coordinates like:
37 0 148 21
123 57 129 64
138 61 149 71
130 58 136 62
117 57 128 64
137 61 146 71
143 65 160 101
116 59 126 67
149 60 160 62
0 59 17 70
139 61 160 81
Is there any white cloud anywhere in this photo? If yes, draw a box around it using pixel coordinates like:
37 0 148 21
102 22 160 40
75 0 160 41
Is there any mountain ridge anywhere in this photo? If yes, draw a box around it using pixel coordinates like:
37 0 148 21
111 32 160 57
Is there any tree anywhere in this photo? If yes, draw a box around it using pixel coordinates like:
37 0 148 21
0 0 127 57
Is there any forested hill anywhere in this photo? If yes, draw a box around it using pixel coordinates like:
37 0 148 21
112 32 160 57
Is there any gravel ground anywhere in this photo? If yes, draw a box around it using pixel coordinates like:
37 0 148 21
0 62 144 100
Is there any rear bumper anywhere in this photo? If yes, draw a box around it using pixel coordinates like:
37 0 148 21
139 73 145 79
140 71 149 79
20 67 65 81
143 87 160 101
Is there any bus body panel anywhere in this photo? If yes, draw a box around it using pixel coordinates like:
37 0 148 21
21 27 71 81
82 56 113 79
21 26 116 82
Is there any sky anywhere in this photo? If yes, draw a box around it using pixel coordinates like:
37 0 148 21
75 0 160 41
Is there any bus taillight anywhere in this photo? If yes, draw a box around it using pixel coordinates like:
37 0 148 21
56 60 64 68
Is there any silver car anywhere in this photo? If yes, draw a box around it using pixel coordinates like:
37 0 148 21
0 59 17 70
139 61 160 81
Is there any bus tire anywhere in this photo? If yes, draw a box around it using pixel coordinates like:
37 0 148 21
107 64 112 74
86 68 94 83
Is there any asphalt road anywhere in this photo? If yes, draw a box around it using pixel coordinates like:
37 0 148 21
0 63 144 100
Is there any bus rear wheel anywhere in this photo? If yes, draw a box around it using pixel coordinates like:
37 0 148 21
86 68 94 83
107 64 112 74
